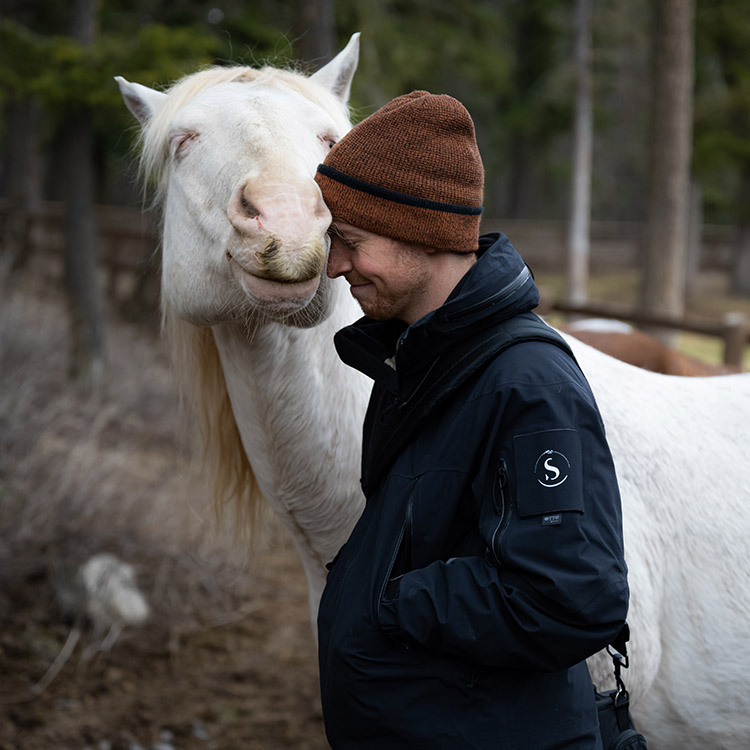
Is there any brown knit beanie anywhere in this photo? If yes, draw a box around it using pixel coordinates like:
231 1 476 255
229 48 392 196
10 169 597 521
315 91 484 253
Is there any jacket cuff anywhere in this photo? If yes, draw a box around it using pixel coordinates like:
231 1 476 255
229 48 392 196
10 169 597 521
379 578 412 647
379 574 401 632
379 595 400 634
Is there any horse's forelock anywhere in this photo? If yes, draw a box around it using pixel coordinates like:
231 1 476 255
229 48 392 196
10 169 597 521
138 66 260 199
138 64 349 204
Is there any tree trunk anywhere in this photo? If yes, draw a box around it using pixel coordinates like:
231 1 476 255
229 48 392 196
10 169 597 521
292 0 335 66
62 0 105 383
731 225 750 297
1 98 44 274
504 138 528 219
62 115 105 380
566 0 593 307
685 178 703 300
640 0 695 341
730 164 750 296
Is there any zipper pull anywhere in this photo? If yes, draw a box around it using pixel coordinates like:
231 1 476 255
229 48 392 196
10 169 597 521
494 458 508 514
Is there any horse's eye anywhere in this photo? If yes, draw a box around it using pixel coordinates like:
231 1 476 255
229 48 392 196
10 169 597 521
320 134 338 150
169 129 198 157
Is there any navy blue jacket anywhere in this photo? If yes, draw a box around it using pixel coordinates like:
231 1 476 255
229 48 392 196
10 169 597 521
318 233 629 749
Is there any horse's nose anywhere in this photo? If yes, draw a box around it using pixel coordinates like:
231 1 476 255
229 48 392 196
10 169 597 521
228 175 331 243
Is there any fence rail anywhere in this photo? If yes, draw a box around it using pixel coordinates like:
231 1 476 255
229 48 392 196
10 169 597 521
1 200 747 365
1 201 741 274
480 217 738 272
0 199 160 301
552 299 749 367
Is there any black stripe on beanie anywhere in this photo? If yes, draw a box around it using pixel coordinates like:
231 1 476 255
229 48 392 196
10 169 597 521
317 164 483 216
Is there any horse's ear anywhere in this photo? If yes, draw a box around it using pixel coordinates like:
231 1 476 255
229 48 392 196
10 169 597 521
310 32 360 104
115 76 168 126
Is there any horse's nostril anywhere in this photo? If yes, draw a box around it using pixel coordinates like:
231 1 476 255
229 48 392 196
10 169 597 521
240 193 260 219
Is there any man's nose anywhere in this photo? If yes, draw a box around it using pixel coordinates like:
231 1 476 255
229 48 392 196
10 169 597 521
326 243 352 279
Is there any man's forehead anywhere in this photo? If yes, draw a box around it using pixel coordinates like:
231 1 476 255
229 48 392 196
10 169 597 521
331 220 368 239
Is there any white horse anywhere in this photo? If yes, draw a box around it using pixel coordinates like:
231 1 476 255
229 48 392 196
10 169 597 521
117 36 750 750
116 34 370 617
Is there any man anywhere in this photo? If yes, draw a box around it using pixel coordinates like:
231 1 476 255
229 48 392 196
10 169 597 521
314 91 629 749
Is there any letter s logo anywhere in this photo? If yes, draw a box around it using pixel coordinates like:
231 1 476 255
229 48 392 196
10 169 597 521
535 450 570 488
543 457 560 483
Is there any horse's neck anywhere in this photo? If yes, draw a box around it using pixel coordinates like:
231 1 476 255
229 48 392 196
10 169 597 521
211 283 368 583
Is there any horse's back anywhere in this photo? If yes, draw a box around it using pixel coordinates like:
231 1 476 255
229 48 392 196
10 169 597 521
568 334 750 748
569 335 750 518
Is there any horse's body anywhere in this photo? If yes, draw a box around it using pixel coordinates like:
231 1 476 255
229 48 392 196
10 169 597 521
118 37 750 749
565 338 750 749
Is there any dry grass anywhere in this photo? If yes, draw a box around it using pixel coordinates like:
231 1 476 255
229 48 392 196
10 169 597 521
0 264 269 643
0 268 324 747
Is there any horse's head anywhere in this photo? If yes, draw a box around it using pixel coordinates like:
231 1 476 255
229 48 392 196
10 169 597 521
116 34 359 327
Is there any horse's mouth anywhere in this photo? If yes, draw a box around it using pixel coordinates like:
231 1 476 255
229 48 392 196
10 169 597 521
227 231 325 280
228 255 321 303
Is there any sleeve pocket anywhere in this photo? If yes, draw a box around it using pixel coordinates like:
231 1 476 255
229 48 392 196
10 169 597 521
512 428 584 517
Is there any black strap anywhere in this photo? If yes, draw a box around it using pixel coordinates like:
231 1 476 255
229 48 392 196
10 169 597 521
613 692 632 734
610 622 630 660
362 315 580 496
606 623 632 732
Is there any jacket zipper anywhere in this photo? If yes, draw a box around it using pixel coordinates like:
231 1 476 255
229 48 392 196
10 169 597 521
491 458 509 564
379 496 413 601
377 497 414 650
445 265 531 322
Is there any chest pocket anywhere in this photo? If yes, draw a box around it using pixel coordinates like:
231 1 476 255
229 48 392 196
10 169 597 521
512 428 584 519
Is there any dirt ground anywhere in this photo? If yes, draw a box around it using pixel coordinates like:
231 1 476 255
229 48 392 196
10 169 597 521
0 269 330 750
0 533 327 750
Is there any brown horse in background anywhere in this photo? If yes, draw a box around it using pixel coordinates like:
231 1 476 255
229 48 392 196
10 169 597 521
559 319 740 376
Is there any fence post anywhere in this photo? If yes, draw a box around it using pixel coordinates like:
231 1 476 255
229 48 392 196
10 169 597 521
722 312 749 368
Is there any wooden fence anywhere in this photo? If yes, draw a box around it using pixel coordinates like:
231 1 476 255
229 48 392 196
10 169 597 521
480 217 738 272
551 299 749 367
2 201 740 275
1 200 747 364
0 199 160 304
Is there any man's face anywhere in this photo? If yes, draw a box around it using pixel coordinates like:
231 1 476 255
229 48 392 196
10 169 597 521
326 222 432 323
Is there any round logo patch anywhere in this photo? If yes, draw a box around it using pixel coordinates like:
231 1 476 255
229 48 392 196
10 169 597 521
534 450 571 488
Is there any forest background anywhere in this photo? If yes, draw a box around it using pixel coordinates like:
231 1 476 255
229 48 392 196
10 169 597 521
1 3 750 747
3 0 750 378
4 0 749 224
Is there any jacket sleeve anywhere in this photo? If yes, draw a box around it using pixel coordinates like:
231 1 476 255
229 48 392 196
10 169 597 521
377 372 629 672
